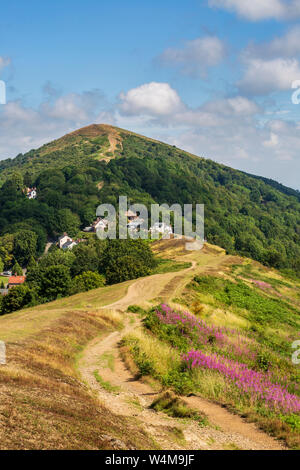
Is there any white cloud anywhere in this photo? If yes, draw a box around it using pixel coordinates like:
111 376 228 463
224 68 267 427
202 96 260 115
117 84 300 188
42 90 104 122
238 27 300 95
208 0 300 21
0 90 109 158
263 132 279 147
158 36 225 77
246 26 300 59
238 57 300 95
0 81 299 189
119 82 184 116
165 96 260 129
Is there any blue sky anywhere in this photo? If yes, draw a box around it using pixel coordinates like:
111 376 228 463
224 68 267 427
1 0 300 189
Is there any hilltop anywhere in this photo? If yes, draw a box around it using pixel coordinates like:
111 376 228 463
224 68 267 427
0 124 299 275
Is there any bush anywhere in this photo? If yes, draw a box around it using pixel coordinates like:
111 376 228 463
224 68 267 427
150 390 208 425
127 305 145 315
100 239 157 285
1 285 36 314
71 271 105 294
38 265 72 300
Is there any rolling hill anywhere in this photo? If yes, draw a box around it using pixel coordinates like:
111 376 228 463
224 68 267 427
0 125 299 450
0 124 299 274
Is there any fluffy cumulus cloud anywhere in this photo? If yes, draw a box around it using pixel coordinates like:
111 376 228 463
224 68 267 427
158 36 226 77
201 96 260 116
238 57 300 95
208 0 300 21
119 86 260 124
0 78 299 189
119 82 184 116
237 26 300 95
116 82 300 188
246 26 300 59
0 56 11 72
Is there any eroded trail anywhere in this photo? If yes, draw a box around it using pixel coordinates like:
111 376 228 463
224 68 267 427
79 255 286 450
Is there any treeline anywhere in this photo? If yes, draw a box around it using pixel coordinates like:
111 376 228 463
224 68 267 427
0 238 156 315
0 130 299 280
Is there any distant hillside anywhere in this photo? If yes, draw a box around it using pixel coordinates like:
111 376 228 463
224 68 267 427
0 124 299 274
242 171 300 202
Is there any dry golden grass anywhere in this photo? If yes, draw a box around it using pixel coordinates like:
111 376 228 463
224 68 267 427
0 308 156 450
123 329 181 379
0 280 133 342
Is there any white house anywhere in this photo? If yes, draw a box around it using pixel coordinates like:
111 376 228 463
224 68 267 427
150 222 173 237
125 210 138 221
127 217 145 232
61 240 78 250
83 218 108 233
58 233 73 249
93 218 108 232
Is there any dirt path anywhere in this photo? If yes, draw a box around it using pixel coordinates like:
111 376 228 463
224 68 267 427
79 257 286 450
106 260 198 311
99 128 122 162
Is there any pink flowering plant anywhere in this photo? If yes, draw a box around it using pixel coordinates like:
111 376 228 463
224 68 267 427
146 304 257 364
183 350 300 415
144 304 300 416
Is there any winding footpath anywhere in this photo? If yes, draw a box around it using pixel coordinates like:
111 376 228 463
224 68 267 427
79 255 286 450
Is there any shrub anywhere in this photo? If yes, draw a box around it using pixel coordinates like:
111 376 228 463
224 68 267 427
150 390 208 425
71 271 105 294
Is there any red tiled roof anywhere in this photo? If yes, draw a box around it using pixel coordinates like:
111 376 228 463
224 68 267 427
8 276 26 285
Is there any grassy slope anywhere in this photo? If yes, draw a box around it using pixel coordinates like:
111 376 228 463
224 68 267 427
0 241 223 449
0 277 162 450
0 279 134 342
121 242 300 448
0 240 299 449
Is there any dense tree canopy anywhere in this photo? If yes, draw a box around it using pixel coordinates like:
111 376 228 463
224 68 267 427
0 127 299 279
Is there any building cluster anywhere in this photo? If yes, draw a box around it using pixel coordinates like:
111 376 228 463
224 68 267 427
0 211 174 296
83 211 173 237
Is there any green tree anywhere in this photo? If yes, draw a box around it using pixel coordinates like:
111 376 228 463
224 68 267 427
13 230 38 265
12 261 23 275
27 255 38 273
55 209 80 238
2 285 35 314
38 265 72 300
71 271 105 294
71 244 99 276
0 257 4 274
100 239 156 284
39 249 76 270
